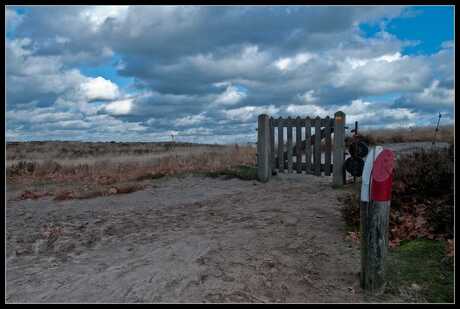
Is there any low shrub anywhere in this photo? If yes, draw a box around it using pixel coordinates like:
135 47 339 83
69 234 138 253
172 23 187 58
340 144 454 248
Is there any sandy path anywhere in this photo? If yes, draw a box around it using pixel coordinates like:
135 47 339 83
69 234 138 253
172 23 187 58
6 174 366 303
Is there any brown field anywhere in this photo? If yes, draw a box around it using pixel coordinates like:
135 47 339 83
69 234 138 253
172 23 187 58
6 141 256 201
358 125 453 145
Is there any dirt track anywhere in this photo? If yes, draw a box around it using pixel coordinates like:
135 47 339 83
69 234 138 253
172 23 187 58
6 173 377 303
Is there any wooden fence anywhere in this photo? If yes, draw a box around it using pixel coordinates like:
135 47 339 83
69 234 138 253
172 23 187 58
257 111 346 186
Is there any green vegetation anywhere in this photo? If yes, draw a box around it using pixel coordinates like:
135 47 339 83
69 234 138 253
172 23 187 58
385 239 454 303
204 165 257 180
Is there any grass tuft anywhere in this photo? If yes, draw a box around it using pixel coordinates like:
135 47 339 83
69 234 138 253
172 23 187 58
385 239 454 303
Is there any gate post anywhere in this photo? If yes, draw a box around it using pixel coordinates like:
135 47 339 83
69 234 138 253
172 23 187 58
257 114 271 182
333 111 346 186
360 147 395 293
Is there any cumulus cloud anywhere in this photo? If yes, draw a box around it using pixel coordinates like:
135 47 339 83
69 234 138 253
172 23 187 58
80 76 120 101
213 85 247 106
393 79 454 113
79 5 129 31
413 80 454 107
274 52 315 72
298 90 319 104
223 105 280 122
175 113 208 127
103 98 133 115
5 6 454 142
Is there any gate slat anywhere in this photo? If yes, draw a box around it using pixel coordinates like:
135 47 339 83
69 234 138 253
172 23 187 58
314 116 321 176
324 116 332 176
287 117 293 173
270 117 275 172
295 116 302 174
277 117 284 173
287 162 333 172
305 117 311 174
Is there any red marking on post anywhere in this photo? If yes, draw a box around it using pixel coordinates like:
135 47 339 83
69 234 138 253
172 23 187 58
371 149 395 201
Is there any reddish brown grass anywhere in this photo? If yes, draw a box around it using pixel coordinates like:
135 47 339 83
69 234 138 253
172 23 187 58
7 143 257 200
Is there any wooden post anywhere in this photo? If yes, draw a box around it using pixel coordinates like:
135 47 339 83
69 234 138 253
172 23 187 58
324 116 332 176
287 117 293 173
270 117 275 173
333 111 345 186
305 117 311 174
360 147 395 293
257 114 271 182
314 116 321 176
278 117 284 173
296 117 302 174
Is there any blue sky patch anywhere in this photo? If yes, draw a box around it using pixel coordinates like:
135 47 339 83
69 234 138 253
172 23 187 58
360 6 454 56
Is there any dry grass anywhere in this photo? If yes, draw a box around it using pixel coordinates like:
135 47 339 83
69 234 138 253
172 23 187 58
6 142 257 200
358 125 453 145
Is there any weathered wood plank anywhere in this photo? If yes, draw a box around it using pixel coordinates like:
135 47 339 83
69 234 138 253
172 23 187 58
271 117 333 128
270 117 275 172
305 117 311 173
257 114 271 182
324 116 332 176
277 117 284 172
281 162 332 172
287 117 293 173
333 111 346 186
314 116 321 176
295 116 302 174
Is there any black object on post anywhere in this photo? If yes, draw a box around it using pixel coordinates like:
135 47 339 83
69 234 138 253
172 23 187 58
344 157 364 177
349 141 369 159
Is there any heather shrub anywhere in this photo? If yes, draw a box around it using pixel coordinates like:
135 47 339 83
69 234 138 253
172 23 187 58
340 144 454 246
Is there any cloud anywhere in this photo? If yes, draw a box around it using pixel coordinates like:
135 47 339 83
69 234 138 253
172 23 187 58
6 8 24 33
415 80 454 106
213 85 247 106
175 113 208 127
79 5 129 31
393 79 454 112
103 98 133 115
274 52 315 72
80 76 120 101
298 90 319 103
5 6 454 142
223 105 280 122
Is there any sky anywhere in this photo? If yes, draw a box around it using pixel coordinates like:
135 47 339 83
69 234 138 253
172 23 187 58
5 5 455 143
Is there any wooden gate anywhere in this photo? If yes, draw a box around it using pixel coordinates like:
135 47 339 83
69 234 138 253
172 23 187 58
257 111 346 186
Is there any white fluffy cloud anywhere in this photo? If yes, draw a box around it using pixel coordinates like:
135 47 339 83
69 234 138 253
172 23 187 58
80 76 120 101
103 98 133 115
